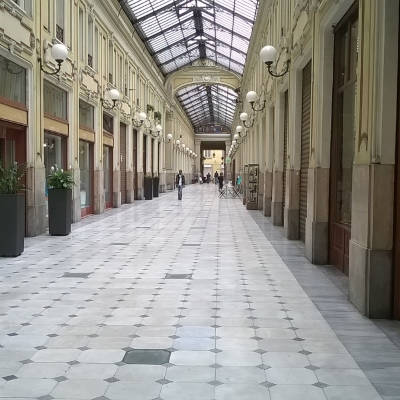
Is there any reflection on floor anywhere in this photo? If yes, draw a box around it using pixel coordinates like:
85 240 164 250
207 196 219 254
0 184 394 399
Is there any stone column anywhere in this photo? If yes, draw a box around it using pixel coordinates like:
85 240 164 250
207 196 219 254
263 107 274 217
153 137 158 176
146 134 152 176
271 93 285 226
136 127 144 199
349 0 399 318
159 139 166 192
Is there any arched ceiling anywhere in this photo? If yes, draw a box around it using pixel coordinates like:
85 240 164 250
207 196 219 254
120 0 260 131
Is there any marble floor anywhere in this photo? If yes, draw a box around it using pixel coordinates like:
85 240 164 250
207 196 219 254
0 184 394 399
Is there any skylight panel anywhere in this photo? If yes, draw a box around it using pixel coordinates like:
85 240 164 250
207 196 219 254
149 36 170 53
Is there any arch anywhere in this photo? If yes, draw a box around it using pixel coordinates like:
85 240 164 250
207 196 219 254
165 64 241 96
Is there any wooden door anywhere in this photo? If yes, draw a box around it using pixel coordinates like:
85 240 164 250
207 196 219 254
299 62 312 242
143 135 147 176
151 138 154 176
120 123 127 204
329 3 358 274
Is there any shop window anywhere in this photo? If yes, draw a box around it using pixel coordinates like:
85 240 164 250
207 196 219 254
44 131 67 197
103 112 113 134
79 100 94 131
12 0 32 16
55 0 65 42
44 81 67 121
103 145 112 208
0 55 26 107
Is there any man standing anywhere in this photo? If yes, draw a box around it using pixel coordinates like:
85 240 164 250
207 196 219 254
214 171 219 185
218 172 224 191
176 169 185 200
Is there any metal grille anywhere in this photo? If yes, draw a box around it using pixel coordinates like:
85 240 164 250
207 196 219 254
282 91 288 217
299 62 311 242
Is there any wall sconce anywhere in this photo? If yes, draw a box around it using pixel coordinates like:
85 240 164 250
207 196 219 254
39 43 68 76
240 112 254 128
101 88 120 111
260 45 290 78
150 124 162 138
167 134 173 142
246 91 266 112
133 111 147 128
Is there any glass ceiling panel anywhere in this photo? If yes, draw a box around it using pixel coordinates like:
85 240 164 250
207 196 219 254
176 84 237 129
121 0 259 129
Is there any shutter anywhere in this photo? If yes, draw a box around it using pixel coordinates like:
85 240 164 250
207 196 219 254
133 130 138 199
120 124 127 204
299 61 311 242
282 91 288 217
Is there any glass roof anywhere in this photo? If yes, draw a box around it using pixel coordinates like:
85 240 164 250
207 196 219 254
176 84 237 130
121 0 259 129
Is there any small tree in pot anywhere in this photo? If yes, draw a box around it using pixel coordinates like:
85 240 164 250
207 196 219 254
0 162 26 257
47 166 74 236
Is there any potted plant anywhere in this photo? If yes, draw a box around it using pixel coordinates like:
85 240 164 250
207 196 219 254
47 166 74 235
153 175 159 198
144 174 153 200
0 162 26 257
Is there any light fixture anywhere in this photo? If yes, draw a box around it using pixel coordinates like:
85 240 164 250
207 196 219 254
240 112 254 128
176 139 181 146
101 88 120 110
246 90 266 112
167 133 173 142
234 133 239 140
39 43 68 76
150 123 163 138
260 45 290 78
133 111 147 128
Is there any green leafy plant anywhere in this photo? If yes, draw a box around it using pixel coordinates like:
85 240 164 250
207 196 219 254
47 166 74 190
0 162 26 194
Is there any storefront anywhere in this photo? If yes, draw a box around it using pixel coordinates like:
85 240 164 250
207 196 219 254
120 123 127 204
103 144 113 209
329 4 358 274
79 140 94 217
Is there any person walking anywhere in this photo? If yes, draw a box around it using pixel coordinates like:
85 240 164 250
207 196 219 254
218 172 224 191
176 170 185 200
214 171 219 185
207 172 211 183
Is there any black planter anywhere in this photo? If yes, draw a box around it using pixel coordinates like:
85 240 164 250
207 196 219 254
0 193 24 257
48 188 72 236
144 177 153 200
153 176 159 198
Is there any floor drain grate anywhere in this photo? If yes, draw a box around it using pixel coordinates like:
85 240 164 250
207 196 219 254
62 272 91 278
182 244 200 247
123 349 171 365
110 243 129 246
165 273 192 279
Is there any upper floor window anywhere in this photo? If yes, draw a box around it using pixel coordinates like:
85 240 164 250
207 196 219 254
0 54 26 107
88 16 93 68
12 0 32 16
79 100 94 131
44 80 67 121
108 41 113 83
79 8 84 61
56 0 65 43
103 112 113 134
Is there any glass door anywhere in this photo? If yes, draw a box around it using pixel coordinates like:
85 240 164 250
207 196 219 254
329 4 358 274
79 140 94 217
103 145 113 209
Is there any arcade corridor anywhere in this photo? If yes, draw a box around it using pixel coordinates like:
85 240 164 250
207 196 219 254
0 186 397 400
